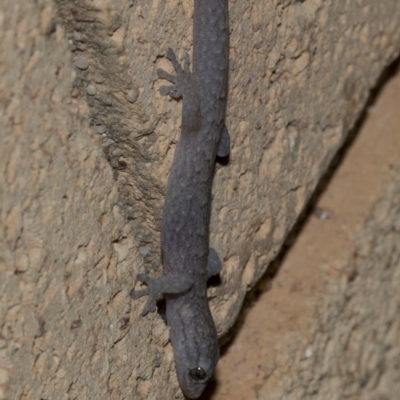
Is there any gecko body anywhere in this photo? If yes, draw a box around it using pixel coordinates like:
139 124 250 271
131 1 229 398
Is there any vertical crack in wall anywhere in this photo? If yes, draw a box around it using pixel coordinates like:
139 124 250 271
55 0 164 271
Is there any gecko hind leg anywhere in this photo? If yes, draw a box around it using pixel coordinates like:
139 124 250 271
131 273 194 316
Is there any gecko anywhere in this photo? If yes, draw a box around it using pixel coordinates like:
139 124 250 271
131 0 230 398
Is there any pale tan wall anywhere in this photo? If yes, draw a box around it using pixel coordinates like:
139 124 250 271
1 0 400 398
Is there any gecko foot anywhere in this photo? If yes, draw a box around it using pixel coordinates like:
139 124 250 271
157 48 201 130
157 48 193 99
130 274 159 316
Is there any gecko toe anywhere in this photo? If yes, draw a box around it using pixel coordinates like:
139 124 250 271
141 298 157 316
137 274 153 285
130 288 149 299
166 47 177 62
165 48 183 74
157 68 177 83
159 85 182 98
159 85 173 96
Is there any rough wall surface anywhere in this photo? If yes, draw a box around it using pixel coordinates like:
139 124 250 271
211 66 400 400
269 166 400 400
1 0 400 399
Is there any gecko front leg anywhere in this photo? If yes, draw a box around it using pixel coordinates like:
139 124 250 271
157 48 201 132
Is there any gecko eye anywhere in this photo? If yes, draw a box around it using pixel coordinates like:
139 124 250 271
189 367 208 382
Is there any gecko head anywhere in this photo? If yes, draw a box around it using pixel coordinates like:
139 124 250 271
168 300 220 398
171 327 219 399
175 356 217 399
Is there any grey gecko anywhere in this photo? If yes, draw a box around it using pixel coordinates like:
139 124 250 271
131 0 230 398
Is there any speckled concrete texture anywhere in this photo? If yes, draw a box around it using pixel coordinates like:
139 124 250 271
1 0 400 399
213 65 400 400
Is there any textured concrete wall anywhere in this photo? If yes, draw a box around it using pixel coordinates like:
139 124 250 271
271 165 400 400
1 0 400 398
212 68 400 399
